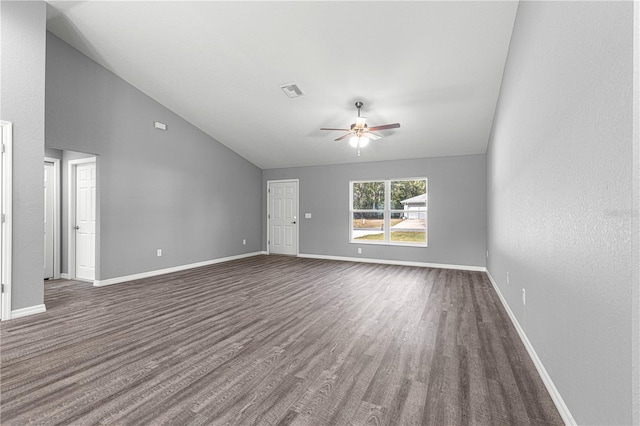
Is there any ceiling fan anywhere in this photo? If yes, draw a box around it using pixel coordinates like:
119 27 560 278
321 101 400 156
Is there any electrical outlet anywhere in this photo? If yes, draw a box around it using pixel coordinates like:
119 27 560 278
357 248 362 254
522 288 526 305
242 239 246 245
506 272 509 284
157 249 162 257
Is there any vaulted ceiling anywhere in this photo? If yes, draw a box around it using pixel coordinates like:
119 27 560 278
46 1 518 169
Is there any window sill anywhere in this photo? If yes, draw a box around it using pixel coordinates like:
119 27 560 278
349 240 428 248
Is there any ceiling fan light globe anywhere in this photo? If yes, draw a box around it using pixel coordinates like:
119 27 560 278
349 136 370 148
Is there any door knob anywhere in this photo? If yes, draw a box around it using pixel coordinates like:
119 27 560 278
73 225 80 230
292 221 296 224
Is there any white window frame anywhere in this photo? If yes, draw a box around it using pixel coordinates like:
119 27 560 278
349 178 428 247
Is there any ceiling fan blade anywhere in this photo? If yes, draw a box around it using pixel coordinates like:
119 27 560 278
334 133 353 142
320 127 351 131
366 132 382 140
368 123 401 131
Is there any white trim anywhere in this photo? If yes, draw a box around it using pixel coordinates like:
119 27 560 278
68 157 97 166
485 270 576 426
10 304 46 320
44 157 61 280
266 179 299 256
68 157 97 280
1 121 13 321
632 2 640 424
60 273 71 280
93 251 264 287
297 253 486 272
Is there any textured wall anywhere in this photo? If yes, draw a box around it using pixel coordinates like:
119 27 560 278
0 1 46 310
486 2 634 424
263 154 486 267
46 33 263 280
45 148 63 160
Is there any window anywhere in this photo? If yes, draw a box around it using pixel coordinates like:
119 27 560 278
350 178 427 246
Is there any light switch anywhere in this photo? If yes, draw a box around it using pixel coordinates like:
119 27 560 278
305 213 312 219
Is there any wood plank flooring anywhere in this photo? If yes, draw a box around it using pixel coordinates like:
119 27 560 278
0 255 563 425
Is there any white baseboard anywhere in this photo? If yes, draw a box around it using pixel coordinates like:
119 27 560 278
485 270 576 426
60 273 70 280
93 252 264 287
297 253 486 272
11 304 47 319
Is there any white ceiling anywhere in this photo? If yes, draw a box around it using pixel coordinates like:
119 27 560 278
46 1 518 169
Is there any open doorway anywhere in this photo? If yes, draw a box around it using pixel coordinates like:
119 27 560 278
44 157 60 280
44 148 99 284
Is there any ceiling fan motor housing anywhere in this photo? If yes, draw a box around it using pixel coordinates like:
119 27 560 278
350 123 368 131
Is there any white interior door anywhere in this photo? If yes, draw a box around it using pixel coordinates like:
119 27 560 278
0 122 12 320
75 162 96 280
44 162 54 279
268 180 298 255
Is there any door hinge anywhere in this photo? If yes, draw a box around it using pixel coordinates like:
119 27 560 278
268 214 270 219
1 144 5 153
268 188 270 193
1 213 4 224
268 240 270 245
1 284 4 293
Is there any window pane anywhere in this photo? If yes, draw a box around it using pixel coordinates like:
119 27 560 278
390 210 426 244
388 211 404 228
390 180 427 210
352 181 385 210
352 212 384 241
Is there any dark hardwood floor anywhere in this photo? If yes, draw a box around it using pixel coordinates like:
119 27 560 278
0 255 562 425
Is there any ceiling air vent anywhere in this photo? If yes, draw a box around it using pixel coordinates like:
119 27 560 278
280 83 304 98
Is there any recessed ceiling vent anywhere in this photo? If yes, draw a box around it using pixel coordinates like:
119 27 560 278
280 83 304 98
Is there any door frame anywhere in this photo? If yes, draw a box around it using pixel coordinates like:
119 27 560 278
1 122 12 320
68 157 97 282
266 179 299 256
44 157 61 280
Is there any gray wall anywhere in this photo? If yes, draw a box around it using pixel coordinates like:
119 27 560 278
0 1 46 310
45 148 63 160
263 154 486 267
46 33 262 281
486 2 635 424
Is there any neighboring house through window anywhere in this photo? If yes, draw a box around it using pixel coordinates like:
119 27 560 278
350 178 427 246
